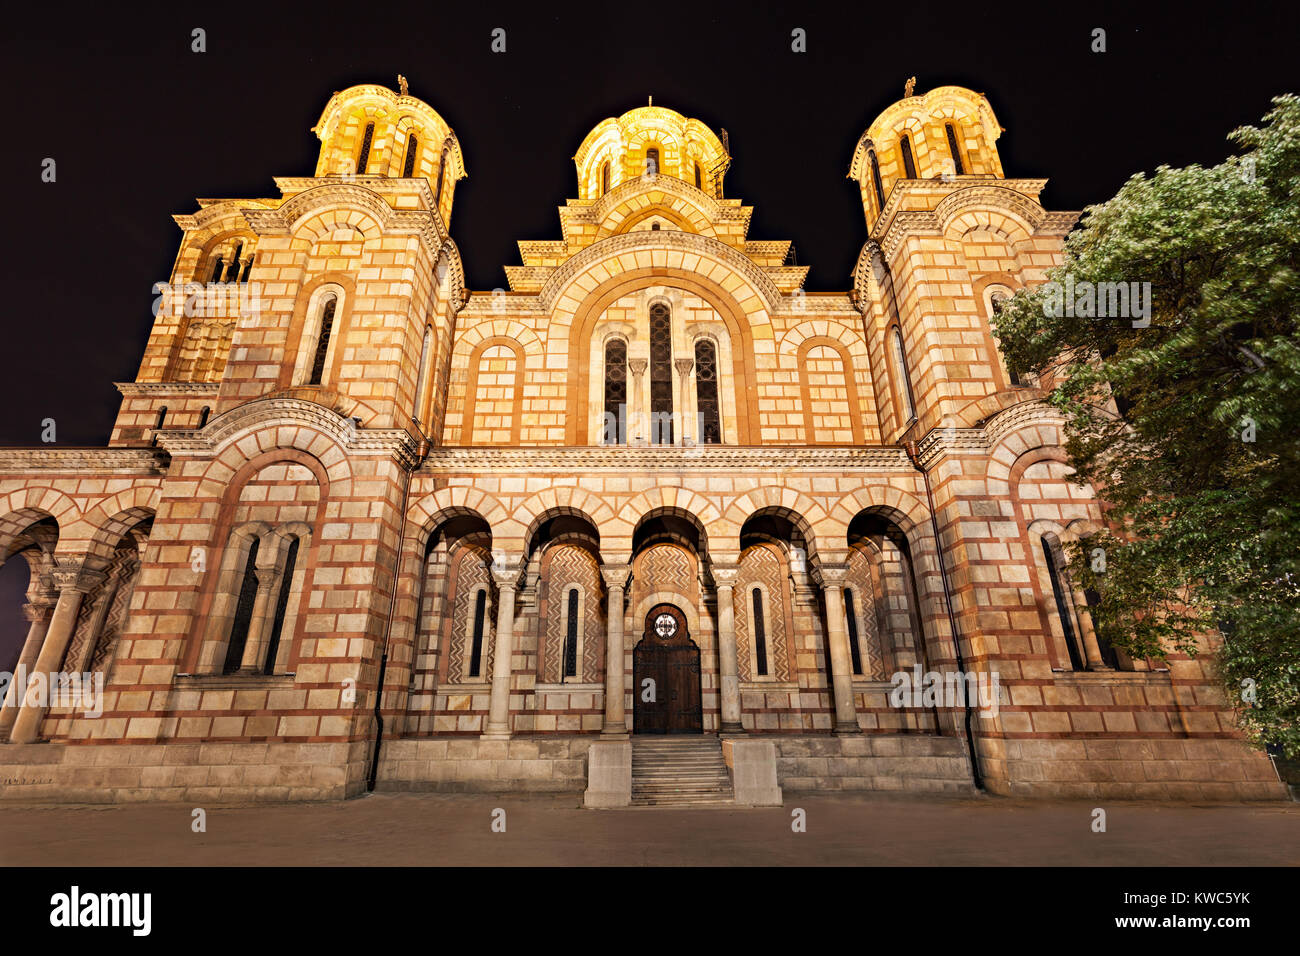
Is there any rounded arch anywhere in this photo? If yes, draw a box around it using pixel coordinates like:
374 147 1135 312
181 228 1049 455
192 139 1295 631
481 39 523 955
827 488 931 551
80 488 160 561
407 486 516 554
720 490 826 561
612 205 700 235
632 592 701 636
794 335 868 445
0 489 80 560
558 260 770 445
517 489 618 551
622 488 722 540
462 336 526 446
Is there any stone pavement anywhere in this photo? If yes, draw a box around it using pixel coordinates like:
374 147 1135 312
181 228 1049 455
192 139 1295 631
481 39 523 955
1 791 1296 866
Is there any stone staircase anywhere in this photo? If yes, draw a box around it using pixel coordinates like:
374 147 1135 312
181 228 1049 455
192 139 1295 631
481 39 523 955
631 736 735 807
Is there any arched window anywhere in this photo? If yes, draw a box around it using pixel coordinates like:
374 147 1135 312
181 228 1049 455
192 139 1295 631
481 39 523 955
945 124 965 175
899 135 917 179
694 162 702 190
890 326 917 423
155 407 168 430
645 148 659 175
308 294 337 385
649 302 674 444
1041 536 1085 671
694 339 721 444
356 122 375 175
223 537 260 675
435 146 450 205
650 221 661 231
402 132 419 177
468 589 487 678
414 327 433 426
198 406 211 428
239 254 254 283
562 587 579 680
209 254 225 283
752 588 769 677
601 160 610 195
263 536 299 674
869 150 886 210
989 292 1021 386
844 587 864 676
603 338 627 445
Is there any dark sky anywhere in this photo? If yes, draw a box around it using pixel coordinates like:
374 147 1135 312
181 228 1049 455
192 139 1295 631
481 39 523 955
0 0 1296 452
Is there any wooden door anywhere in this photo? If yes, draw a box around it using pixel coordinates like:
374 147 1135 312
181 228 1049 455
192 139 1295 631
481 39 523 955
633 604 702 734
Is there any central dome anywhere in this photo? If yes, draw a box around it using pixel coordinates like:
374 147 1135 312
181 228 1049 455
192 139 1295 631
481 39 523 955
573 103 730 200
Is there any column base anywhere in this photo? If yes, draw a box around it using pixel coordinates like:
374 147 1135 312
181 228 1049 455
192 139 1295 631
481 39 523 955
720 721 744 734
833 723 862 737
479 727 512 741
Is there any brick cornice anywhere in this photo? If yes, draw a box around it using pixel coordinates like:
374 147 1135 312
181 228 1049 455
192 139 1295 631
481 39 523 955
115 382 221 396
420 445 916 472
912 401 1066 469
0 448 169 475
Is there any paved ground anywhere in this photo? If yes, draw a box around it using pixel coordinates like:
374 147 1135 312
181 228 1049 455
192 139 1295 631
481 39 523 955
3 791 1297 866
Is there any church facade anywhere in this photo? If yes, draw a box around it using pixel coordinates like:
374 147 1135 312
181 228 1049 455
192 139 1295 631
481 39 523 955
0 81 1283 804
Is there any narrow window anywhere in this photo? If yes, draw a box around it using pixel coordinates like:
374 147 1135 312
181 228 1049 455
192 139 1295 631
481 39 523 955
945 124 965 175
435 146 450 205
869 150 886 210
209 255 225 283
752 588 768 677
844 587 864 676
891 327 917 422
198 406 211 428
603 338 627 445
356 122 374 175
155 406 168 430
239 254 254 283
899 135 917 179
649 302 673 444
230 242 243 277
402 132 419 177
468 589 487 678
694 162 702 190
601 160 610 195
650 222 661 231
694 339 721 444
645 147 659 175
562 588 579 679
1042 536 1085 671
990 292 1020 385
308 295 337 385
263 536 299 674
223 537 260 675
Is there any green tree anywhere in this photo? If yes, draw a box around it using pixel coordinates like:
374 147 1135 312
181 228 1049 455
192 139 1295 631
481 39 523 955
992 95 1300 758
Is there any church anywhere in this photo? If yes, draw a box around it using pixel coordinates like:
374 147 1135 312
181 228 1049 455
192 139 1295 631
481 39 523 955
0 80 1283 805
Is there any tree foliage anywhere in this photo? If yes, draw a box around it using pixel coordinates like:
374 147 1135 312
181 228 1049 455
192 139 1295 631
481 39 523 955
992 95 1300 756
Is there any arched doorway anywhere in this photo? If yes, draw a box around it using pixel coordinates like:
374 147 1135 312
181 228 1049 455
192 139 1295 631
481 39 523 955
633 604 702 734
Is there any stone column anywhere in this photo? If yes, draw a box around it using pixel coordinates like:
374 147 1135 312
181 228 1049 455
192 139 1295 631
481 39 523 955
674 357 695 445
238 565 281 673
482 562 522 739
1071 584 1111 670
599 564 631 737
628 358 647 445
0 596 57 740
713 564 743 734
819 565 860 735
10 563 106 745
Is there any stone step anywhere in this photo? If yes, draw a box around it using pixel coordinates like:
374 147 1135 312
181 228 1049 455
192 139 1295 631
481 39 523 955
630 736 735 807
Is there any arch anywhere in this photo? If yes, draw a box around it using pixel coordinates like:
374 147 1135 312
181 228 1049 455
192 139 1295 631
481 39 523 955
827 489 931 552
621 487 722 539
795 336 867 445
463 336 525 446
631 592 701 636
561 265 767 444
721 490 826 562
517 489 618 552
406 487 515 554
612 205 699 236
277 272 359 390
0 489 80 559
80 488 161 561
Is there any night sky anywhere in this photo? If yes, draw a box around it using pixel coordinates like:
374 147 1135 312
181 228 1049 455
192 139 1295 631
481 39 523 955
0 3 1296 653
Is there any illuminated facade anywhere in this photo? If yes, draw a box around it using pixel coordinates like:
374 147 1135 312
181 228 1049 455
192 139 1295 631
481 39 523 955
0 82 1282 804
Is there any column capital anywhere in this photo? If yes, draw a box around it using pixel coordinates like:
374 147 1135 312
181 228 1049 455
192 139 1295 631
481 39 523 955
491 562 524 589
21 600 56 624
817 564 849 587
600 564 632 590
711 564 740 589
673 357 694 375
628 358 647 376
50 562 108 594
